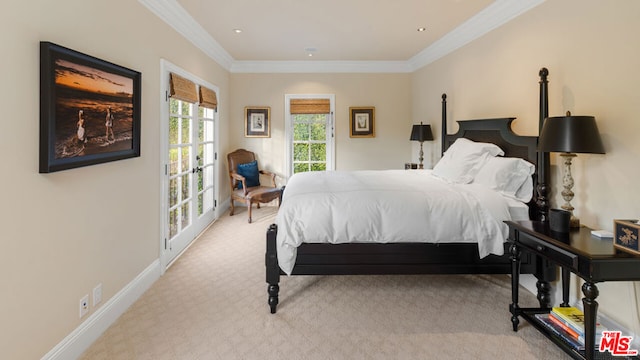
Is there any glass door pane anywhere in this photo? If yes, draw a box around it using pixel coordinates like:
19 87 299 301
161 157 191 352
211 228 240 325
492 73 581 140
168 98 192 240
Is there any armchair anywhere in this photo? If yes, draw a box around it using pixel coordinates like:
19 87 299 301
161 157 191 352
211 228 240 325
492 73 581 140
227 149 282 223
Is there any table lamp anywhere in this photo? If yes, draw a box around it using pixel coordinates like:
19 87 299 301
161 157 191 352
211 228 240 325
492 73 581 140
538 111 605 227
410 122 434 169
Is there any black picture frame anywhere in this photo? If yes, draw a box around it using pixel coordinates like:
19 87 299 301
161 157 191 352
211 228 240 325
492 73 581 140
39 41 141 173
244 106 271 137
349 106 375 138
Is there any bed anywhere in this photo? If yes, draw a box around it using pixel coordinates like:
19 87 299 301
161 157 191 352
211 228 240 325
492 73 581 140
266 68 555 314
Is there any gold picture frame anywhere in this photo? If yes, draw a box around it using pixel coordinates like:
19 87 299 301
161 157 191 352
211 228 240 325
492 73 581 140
244 106 270 138
349 106 375 138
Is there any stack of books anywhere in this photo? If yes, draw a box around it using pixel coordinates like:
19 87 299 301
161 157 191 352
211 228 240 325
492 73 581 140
535 306 607 351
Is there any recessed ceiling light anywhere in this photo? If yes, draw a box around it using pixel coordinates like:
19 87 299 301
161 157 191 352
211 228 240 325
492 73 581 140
304 47 317 57
417 27 427 32
233 29 242 34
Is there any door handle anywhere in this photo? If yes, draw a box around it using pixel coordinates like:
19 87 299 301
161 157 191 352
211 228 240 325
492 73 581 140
193 155 203 173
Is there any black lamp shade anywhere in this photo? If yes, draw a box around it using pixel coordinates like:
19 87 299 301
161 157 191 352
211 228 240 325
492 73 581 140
410 123 434 142
538 115 605 154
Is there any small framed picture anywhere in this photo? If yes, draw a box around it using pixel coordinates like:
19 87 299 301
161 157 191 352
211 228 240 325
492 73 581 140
244 106 270 137
349 107 375 138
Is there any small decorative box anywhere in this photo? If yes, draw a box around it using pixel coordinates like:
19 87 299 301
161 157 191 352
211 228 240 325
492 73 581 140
613 220 640 255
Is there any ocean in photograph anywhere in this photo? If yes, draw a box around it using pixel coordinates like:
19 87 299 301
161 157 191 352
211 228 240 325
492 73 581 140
54 84 133 159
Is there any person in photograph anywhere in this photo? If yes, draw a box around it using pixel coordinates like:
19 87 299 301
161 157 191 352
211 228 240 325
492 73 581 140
77 110 87 145
105 106 115 143
251 113 264 131
357 114 367 130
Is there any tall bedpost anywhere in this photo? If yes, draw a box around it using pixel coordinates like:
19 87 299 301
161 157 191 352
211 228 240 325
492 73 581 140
441 93 447 155
266 224 280 314
534 68 556 299
535 68 550 222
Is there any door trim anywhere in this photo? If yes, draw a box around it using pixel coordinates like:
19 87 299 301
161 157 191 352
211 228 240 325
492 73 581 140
159 59 220 272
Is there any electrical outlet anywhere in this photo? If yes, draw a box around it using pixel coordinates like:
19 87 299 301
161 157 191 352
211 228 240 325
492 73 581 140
79 294 89 318
93 283 102 306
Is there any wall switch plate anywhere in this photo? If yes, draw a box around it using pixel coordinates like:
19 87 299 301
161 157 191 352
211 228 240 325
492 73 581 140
79 294 89 318
93 283 102 306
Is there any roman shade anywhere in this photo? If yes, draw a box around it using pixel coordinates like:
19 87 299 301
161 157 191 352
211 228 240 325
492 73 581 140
290 99 330 114
169 73 198 103
199 86 218 110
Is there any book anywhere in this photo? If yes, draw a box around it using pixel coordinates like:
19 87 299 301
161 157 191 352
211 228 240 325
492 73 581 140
551 307 607 337
548 313 603 346
548 313 581 339
535 313 585 351
591 229 613 239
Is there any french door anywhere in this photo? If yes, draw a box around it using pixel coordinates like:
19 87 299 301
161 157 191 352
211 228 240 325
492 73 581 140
161 61 218 268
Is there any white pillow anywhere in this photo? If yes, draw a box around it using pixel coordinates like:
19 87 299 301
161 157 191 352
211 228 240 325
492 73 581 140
473 156 535 202
514 174 534 203
433 138 504 184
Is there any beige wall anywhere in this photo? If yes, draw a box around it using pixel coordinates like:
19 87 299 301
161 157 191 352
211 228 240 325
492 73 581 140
0 1 229 359
412 0 640 334
3 0 640 358
227 73 412 192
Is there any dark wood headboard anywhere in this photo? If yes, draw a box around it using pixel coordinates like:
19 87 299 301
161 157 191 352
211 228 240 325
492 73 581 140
439 68 550 221
442 118 537 164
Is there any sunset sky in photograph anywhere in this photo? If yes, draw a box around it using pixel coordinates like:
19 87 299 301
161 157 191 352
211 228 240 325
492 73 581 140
55 59 133 95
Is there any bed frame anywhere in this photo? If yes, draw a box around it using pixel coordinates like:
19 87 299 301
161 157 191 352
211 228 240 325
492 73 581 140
266 68 554 314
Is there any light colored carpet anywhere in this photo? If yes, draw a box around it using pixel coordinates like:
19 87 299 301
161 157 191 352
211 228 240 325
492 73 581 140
80 206 570 359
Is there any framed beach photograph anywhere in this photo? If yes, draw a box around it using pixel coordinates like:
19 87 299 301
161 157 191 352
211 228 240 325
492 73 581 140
244 106 270 137
349 106 375 138
39 41 141 173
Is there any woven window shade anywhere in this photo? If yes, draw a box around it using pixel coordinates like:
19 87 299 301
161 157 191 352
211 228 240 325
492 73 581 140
199 86 217 109
290 99 330 114
169 73 198 103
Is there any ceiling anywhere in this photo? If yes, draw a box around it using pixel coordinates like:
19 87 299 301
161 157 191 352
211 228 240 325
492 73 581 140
176 0 493 61
140 0 545 72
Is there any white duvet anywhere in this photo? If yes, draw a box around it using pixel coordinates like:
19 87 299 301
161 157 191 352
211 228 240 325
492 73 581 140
275 169 525 275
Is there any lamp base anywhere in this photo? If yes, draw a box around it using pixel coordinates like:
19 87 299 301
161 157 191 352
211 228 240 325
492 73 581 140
560 153 580 229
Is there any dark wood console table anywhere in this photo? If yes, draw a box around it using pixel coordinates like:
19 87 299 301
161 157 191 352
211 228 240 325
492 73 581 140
507 220 640 360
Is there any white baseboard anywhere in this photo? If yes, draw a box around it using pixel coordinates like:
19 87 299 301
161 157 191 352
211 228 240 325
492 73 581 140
41 260 162 360
43 241 636 358
41 201 232 359
217 198 230 217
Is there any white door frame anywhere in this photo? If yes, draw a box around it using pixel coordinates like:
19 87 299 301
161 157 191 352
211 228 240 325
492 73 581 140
159 59 220 272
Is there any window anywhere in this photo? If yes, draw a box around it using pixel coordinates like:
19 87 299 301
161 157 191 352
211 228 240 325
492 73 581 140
293 113 329 173
285 95 335 177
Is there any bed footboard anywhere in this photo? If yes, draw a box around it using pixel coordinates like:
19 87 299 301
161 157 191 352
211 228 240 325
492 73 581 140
265 224 280 314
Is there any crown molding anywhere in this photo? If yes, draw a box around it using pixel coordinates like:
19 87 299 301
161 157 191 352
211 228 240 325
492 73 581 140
230 60 412 74
138 0 234 71
407 0 545 71
140 0 545 74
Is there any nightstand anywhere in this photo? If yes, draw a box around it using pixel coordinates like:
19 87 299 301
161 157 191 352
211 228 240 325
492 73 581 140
506 220 640 360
